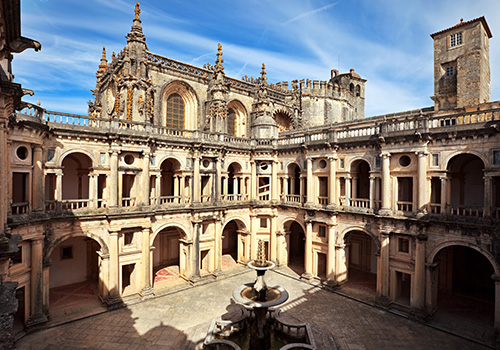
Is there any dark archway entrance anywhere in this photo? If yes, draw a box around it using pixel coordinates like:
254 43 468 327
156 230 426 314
343 231 377 298
434 245 495 338
288 221 305 275
447 154 484 216
152 227 185 285
49 235 105 322
222 221 238 264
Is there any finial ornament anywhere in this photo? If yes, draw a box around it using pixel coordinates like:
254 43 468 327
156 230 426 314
134 2 141 21
215 43 224 72
260 63 267 84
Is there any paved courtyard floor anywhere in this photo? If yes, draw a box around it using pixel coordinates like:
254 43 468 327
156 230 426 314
16 268 492 350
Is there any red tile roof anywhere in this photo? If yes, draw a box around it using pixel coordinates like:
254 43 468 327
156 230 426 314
430 16 492 39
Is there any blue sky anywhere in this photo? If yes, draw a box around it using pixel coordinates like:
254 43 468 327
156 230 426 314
16 0 500 117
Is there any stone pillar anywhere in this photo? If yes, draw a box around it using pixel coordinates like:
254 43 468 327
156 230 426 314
380 153 391 215
300 176 305 203
352 176 358 199
250 160 257 200
180 175 186 204
139 153 150 207
192 156 201 203
328 155 337 206
174 175 179 199
306 158 313 206
214 217 222 274
233 177 238 196
369 175 375 209
250 213 257 260
271 157 278 202
303 220 313 279
440 175 447 215
327 224 336 283
417 151 428 214
345 175 351 207
140 227 154 298
377 230 390 302
484 175 492 217
108 150 119 209
191 219 201 281
55 170 63 202
492 275 500 346
106 230 121 306
425 262 438 315
89 173 98 209
270 212 277 262
215 157 222 203
411 234 427 313
155 174 161 205
26 238 47 328
32 145 44 211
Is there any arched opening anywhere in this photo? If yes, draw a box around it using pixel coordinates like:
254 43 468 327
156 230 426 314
166 93 185 129
273 110 293 132
447 154 484 216
222 220 245 270
61 153 93 210
227 100 247 137
49 235 105 321
349 159 370 208
225 162 243 201
434 245 495 337
287 221 305 275
152 227 185 285
159 158 182 204
342 230 377 298
285 163 301 203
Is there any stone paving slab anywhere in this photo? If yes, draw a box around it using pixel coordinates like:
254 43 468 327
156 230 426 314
16 269 491 350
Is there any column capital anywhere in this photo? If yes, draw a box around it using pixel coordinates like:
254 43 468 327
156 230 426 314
328 155 338 161
416 150 429 157
415 233 427 242
380 152 391 158
108 149 121 155
306 157 313 163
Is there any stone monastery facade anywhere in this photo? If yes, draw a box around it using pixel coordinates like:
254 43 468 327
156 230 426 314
1 2 500 347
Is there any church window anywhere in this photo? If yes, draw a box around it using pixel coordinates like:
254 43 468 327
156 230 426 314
450 32 462 47
227 108 236 136
355 85 360 97
445 66 454 76
166 93 185 129
349 83 355 93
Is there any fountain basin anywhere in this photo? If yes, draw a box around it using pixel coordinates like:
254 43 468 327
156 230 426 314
233 284 289 308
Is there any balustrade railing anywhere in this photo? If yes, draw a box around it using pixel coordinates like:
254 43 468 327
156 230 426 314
448 205 483 217
397 201 413 212
318 196 328 205
201 194 211 203
61 199 90 211
429 203 441 214
159 196 182 204
492 207 500 219
348 198 370 208
121 197 136 207
284 194 302 203
11 202 30 215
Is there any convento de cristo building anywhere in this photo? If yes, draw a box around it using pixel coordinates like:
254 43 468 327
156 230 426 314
1 2 499 348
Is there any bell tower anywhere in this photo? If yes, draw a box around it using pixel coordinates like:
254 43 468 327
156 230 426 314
430 17 492 111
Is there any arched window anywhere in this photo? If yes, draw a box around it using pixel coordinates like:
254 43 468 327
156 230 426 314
349 83 355 93
166 93 184 129
356 85 360 97
227 108 236 136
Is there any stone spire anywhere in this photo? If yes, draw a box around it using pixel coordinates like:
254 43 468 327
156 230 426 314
126 2 146 44
207 43 229 132
260 63 267 85
214 43 224 73
95 46 108 86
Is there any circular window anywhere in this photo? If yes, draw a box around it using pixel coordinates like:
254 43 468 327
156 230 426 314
202 159 210 168
124 154 134 165
399 155 411 167
16 146 28 160
318 159 327 169
260 162 268 171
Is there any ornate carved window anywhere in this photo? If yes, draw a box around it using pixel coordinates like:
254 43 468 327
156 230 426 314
273 110 292 132
166 93 185 129
227 108 236 136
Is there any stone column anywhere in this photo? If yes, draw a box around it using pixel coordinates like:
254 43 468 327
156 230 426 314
377 230 390 302
214 217 222 274
173 175 179 200
250 160 257 200
271 157 278 202
352 176 358 199
140 227 154 298
412 234 427 313
55 169 63 202
233 177 238 196
89 173 98 209
140 153 150 207
492 275 500 345
327 224 336 284
106 230 121 306
417 151 428 214
191 219 201 281
306 158 313 206
26 238 47 328
270 212 277 262
484 175 492 217
328 155 337 206
425 262 438 315
345 174 351 207
440 175 447 215
180 175 186 204
303 220 313 279
250 213 257 260
32 145 44 211
108 150 119 209
155 174 161 205
300 176 305 203
215 157 222 203
192 156 201 203
369 175 375 209
380 153 391 215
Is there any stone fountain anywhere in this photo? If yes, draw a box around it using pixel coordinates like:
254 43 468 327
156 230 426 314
204 239 316 350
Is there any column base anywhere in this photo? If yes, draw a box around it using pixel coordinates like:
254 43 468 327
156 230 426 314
301 272 314 281
213 269 223 278
409 307 428 321
375 295 392 308
378 208 392 216
323 279 339 291
26 312 48 332
104 295 124 310
108 206 120 214
140 287 155 299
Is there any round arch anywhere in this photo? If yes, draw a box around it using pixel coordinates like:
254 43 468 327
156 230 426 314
226 161 244 173
157 155 185 170
444 151 488 170
285 161 302 173
280 217 306 233
221 216 249 232
428 240 500 275
151 223 190 245
45 232 109 262
339 226 380 254
58 149 95 168
161 80 199 130
348 157 372 172
227 99 248 138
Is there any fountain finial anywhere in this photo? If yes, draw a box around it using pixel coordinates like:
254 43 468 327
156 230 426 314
256 239 266 267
